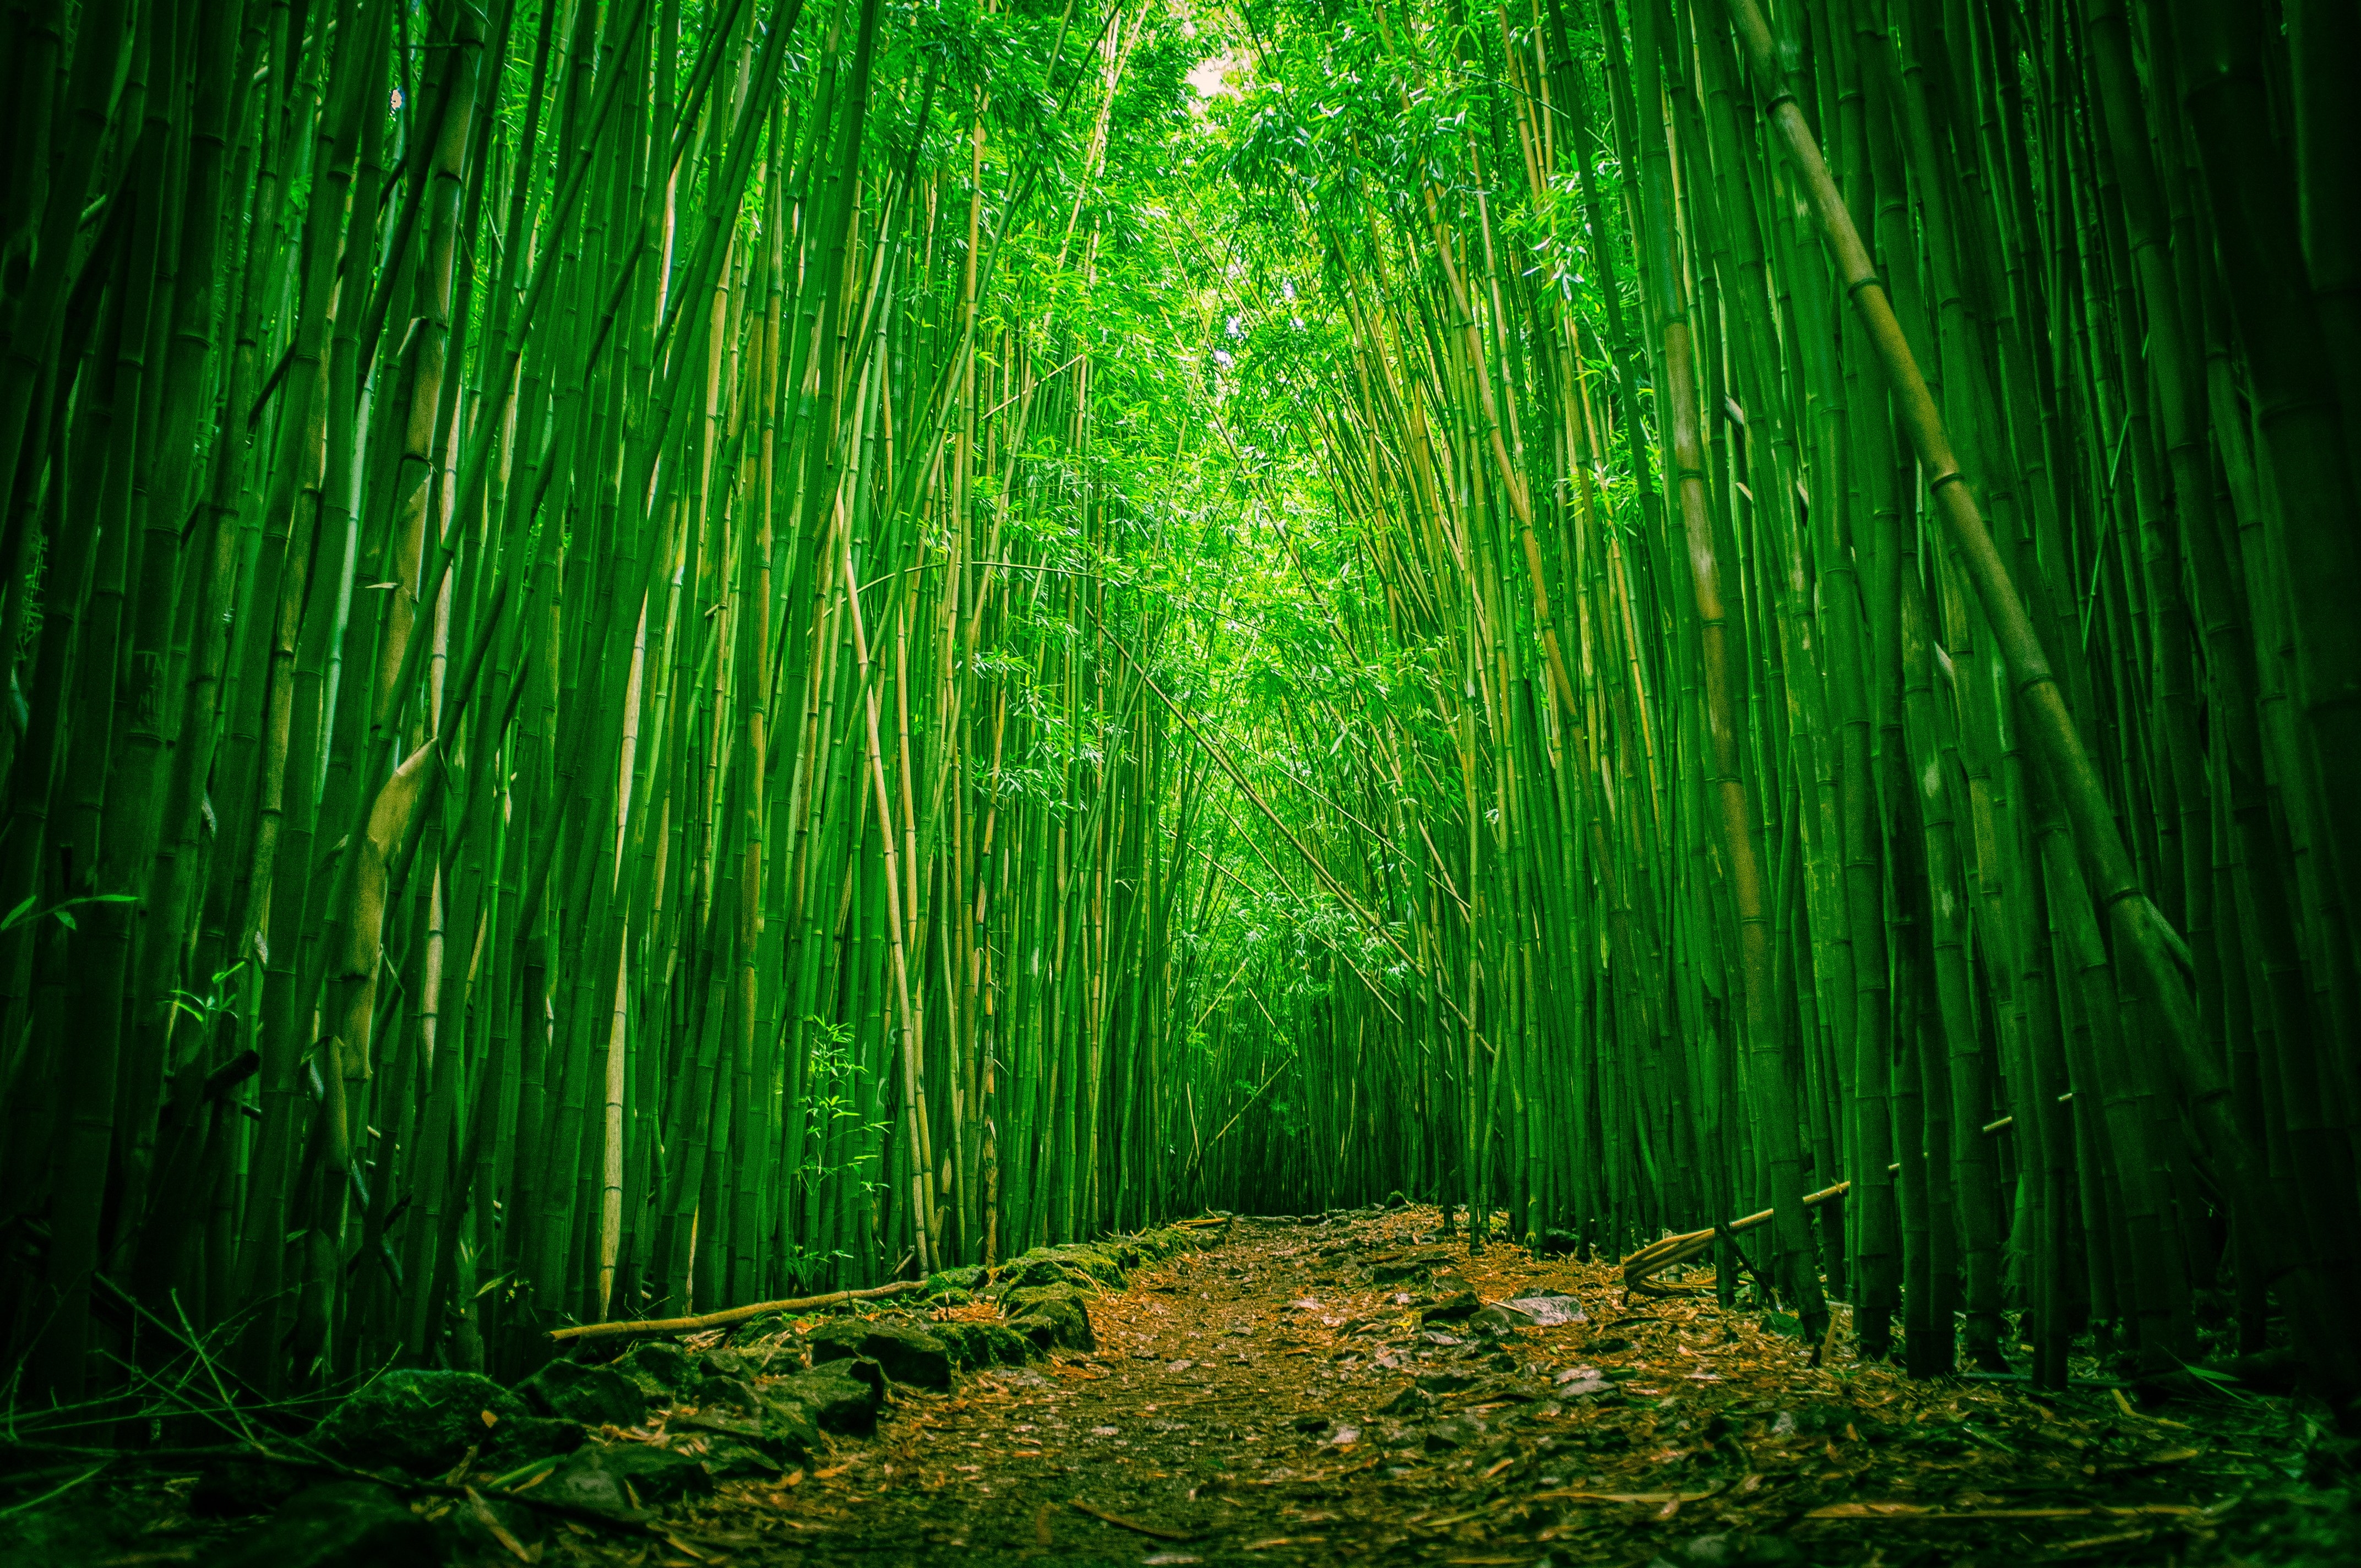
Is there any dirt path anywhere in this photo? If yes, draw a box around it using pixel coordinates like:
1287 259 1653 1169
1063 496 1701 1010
625 1209 2344 1567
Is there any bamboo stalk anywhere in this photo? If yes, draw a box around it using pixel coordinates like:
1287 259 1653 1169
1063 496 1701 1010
550 1280 923 1342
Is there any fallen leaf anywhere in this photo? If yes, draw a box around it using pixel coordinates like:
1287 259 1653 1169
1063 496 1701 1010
1070 1499 1194 1541
465 1487 532 1564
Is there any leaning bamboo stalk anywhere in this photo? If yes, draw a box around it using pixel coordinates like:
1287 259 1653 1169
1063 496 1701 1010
1717 0 2169 1045
1715 0 2356 1401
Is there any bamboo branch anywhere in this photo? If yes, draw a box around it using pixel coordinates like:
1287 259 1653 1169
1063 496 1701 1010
549 1281 924 1343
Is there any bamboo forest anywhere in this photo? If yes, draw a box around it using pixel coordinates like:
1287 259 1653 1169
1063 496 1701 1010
3 0 2358 1561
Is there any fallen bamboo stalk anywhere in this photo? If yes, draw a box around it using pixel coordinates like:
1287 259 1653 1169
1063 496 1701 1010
550 1281 923 1343
1619 1181 1852 1289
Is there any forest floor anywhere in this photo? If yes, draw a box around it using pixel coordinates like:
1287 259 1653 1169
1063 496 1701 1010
8 1208 2357 1568
578 1210 2357 1567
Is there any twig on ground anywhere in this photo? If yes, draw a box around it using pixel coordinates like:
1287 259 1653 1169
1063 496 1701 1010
1070 1497 1195 1540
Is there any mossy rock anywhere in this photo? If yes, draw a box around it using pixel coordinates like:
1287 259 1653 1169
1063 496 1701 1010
1007 1311 1064 1351
613 1339 697 1398
312 1368 532 1475
0 1502 147 1568
429 1492 549 1562
429 1493 549 1562
998 1256 1114 1295
726 1310 795 1341
1045 1245 1128 1284
1421 1290 1480 1324
191 1457 311 1518
1095 1240 1148 1272
923 1265 987 1297
1371 1257 1437 1284
1004 1284 1096 1351
198 1482 437 1568
1129 1227 1194 1260
520 1358 648 1427
681 1375 765 1417
702 1343 801 1382
694 1436 789 1480
806 1318 953 1388
994 1244 1129 1291
671 1394 819 1467
1004 1281 1094 1314
772 1364 880 1434
1534 1228 1584 1258
997 1257 1076 1292
750 1391 826 1455
815 1353 886 1396
483 1414 587 1468
541 1442 712 1513
932 1319 1038 1369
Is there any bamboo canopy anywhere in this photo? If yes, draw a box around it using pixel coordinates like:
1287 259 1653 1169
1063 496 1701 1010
1 0 2355 1420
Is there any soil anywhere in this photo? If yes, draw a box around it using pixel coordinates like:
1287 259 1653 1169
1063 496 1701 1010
9 1207 2356 1567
